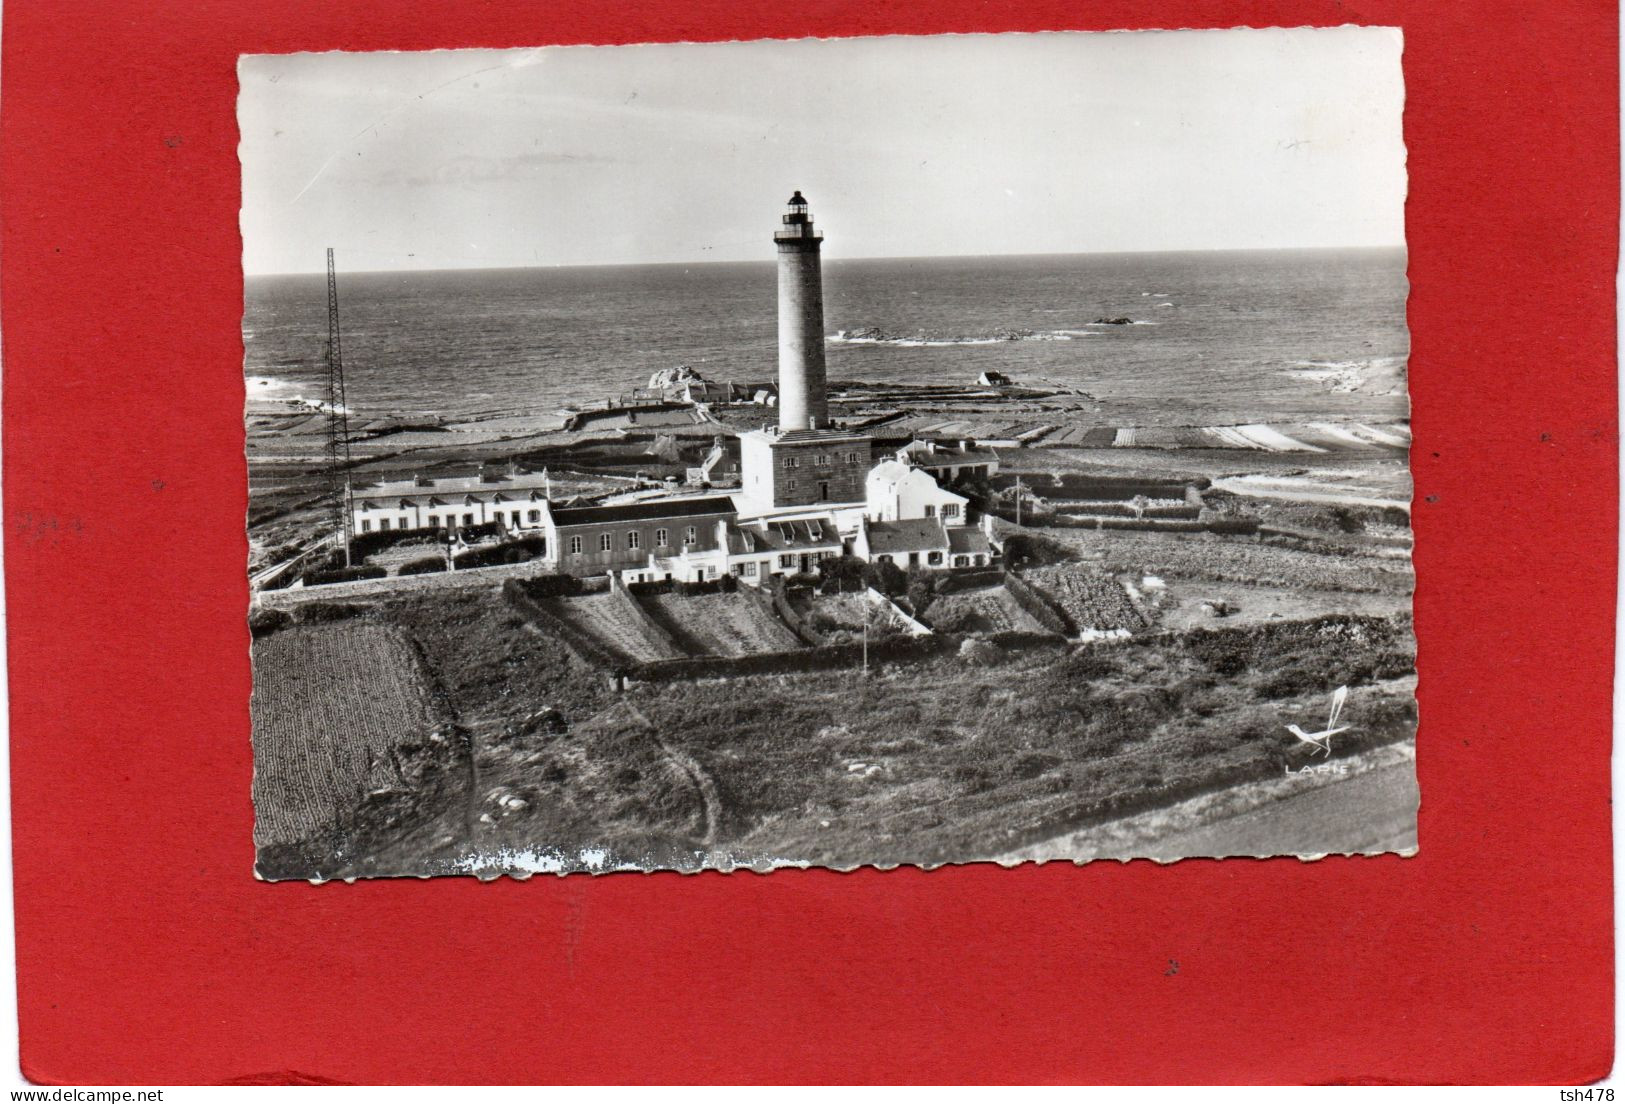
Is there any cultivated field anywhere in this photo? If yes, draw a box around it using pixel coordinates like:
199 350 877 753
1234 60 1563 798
1021 566 1146 632
923 585 1047 635
639 591 802 656
251 621 445 851
541 594 686 664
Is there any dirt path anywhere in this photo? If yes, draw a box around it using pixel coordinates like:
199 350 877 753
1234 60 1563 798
1142 763 1418 859
999 742 1417 864
624 704 720 845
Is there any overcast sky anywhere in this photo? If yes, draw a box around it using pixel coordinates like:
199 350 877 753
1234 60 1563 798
239 27 1405 275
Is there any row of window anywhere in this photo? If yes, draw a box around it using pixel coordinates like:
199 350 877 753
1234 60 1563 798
781 480 835 500
357 509 542 534
565 525 700 556
869 551 985 567
784 452 862 468
777 550 833 570
921 503 960 519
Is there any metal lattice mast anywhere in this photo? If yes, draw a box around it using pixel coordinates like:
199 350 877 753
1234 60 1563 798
324 247 354 567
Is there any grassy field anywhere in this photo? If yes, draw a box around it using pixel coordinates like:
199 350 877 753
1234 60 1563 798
597 615 1417 869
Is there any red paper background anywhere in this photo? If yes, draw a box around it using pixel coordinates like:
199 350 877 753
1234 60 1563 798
1 0 1615 1085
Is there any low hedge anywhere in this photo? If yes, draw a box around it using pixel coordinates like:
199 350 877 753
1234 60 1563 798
302 564 388 587
629 633 957 682
397 557 447 576
453 537 546 569
511 573 585 599
985 630 1072 652
348 526 440 560
1051 503 1201 520
627 574 739 597
936 567 1007 594
294 602 368 624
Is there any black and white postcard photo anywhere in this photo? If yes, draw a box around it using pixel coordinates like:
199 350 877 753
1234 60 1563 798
241 27 1415 880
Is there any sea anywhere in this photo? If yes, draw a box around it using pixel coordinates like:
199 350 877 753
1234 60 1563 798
243 248 1409 428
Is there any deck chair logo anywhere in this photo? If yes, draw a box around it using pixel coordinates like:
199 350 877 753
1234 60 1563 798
1285 685 1352 757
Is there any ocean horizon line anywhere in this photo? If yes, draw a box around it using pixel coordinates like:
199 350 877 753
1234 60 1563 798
244 242 1407 281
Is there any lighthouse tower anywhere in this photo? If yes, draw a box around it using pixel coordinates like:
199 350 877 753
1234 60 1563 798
774 191 828 431
737 191 872 518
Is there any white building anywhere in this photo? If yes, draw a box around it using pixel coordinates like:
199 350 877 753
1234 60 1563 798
852 514 997 571
865 459 969 526
349 470 552 536
617 515 844 586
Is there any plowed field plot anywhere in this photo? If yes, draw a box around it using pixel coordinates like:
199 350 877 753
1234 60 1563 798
925 585 1046 635
1022 566 1146 631
543 594 685 664
251 621 445 847
640 592 802 656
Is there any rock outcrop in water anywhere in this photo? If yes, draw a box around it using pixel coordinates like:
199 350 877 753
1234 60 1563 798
647 364 707 389
834 326 1042 344
1092 317 1135 325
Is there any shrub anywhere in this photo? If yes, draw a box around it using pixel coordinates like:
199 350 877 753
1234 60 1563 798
458 521 504 544
1001 532 1075 569
514 573 584 599
905 567 941 618
303 564 387 586
816 555 869 595
863 560 908 596
248 607 292 638
397 557 446 576
294 602 367 624
1329 506 1365 534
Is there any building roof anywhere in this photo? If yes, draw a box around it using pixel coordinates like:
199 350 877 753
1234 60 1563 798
744 425 871 445
864 518 950 554
866 459 916 489
549 495 736 528
751 516 842 551
353 471 549 499
868 460 966 500
901 440 1001 466
947 526 993 555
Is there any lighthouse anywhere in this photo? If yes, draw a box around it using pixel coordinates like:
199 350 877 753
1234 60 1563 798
774 191 828 431
736 191 871 517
